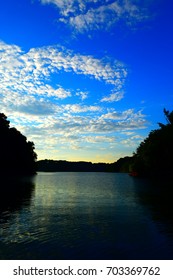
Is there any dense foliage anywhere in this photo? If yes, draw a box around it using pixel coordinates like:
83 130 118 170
132 109 173 178
0 113 37 175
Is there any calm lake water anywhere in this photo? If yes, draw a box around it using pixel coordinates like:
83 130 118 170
0 172 173 260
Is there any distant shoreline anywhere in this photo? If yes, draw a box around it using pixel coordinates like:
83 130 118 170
36 158 133 173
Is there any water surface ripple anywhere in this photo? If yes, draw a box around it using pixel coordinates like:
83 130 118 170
0 172 173 259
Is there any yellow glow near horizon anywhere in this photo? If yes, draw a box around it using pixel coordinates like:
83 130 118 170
37 149 131 163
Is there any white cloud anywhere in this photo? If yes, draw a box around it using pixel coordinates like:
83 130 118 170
0 40 126 92
40 0 149 33
0 91 58 116
62 104 102 113
85 135 116 143
49 108 147 136
0 40 127 117
5 104 147 160
101 91 124 102
76 90 89 100
48 87 72 99
100 108 141 120
120 134 144 147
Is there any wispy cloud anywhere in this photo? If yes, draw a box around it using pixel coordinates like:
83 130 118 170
40 0 150 33
101 91 124 102
62 104 102 113
17 106 146 157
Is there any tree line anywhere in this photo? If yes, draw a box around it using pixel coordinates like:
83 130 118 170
36 157 134 173
37 159 111 172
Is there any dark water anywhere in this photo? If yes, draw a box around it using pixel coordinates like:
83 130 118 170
0 172 173 260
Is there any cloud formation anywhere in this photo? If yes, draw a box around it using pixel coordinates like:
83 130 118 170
0 40 126 104
41 0 149 32
0 40 146 161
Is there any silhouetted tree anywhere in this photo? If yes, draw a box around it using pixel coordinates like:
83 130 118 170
0 113 37 175
132 109 173 178
0 113 10 130
158 108 173 127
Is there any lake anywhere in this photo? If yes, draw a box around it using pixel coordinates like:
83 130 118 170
0 172 173 259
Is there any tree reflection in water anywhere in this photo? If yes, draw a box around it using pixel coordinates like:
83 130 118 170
133 177 173 236
0 175 35 223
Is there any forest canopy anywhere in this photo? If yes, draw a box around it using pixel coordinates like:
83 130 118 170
0 113 37 175
131 109 173 178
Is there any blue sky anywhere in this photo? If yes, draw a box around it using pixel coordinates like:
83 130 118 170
0 0 173 162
